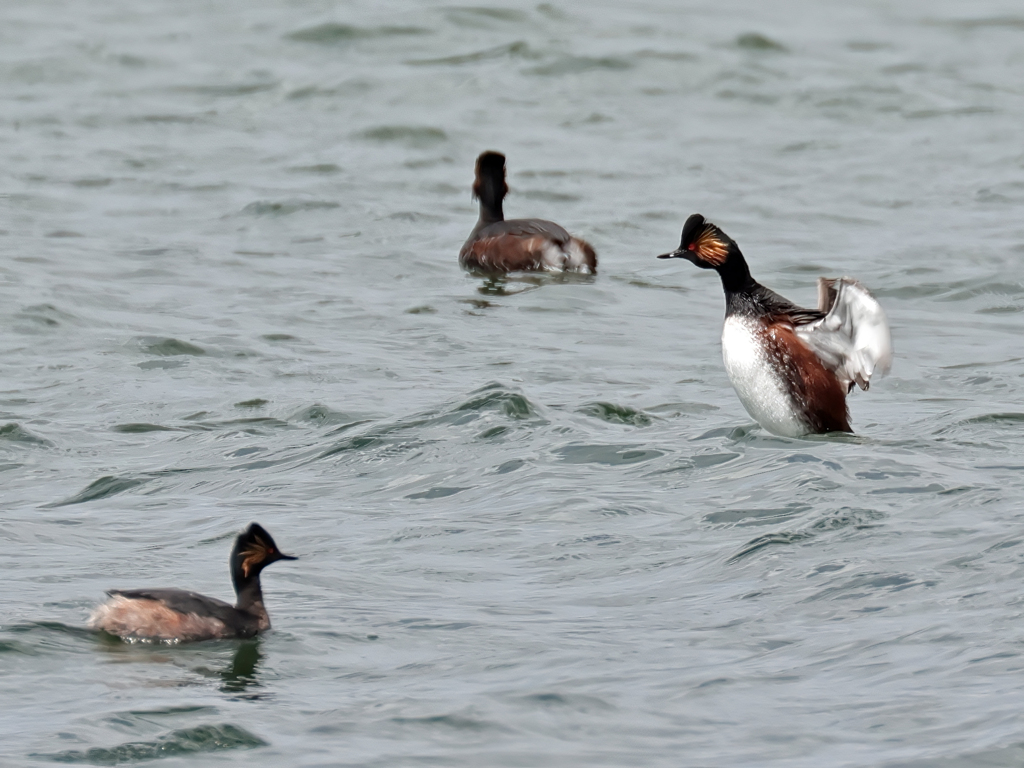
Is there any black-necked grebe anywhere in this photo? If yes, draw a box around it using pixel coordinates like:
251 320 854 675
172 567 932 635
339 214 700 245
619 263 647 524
460 151 597 274
658 213 892 437
89 523 297 643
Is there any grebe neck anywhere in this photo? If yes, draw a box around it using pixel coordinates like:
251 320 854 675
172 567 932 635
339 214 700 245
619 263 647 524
235 577 265 614
717 247 756 295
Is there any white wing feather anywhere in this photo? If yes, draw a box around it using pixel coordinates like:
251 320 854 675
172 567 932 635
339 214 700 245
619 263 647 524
795 277 893 391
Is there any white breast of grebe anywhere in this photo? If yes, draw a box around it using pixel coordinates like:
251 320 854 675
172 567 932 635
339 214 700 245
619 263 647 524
721 316 807 438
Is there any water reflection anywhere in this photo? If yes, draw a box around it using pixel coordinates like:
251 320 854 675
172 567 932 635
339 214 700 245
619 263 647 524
472 271 596 296
214 640 263 696
94 634 265 698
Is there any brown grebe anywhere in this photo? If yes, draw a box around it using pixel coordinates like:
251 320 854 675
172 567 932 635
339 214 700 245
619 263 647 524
460 150 597 274
658 214 892 437
90 523 297 642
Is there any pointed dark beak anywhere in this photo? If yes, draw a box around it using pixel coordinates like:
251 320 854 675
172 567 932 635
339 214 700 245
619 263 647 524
657 248 685 259
277 553 298 561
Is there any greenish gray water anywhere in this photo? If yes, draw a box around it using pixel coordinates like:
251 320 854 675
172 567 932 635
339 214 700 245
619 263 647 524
3 1 1024 765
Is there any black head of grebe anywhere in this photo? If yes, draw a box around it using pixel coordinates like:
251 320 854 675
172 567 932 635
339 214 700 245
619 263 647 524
658 213 753 293
459 150 597 274
473 150 509 226
229 522 298 608
658 214 892 437
89 523 297 643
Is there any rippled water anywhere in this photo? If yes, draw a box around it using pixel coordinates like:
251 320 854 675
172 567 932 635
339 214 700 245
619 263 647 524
3 0 1024 765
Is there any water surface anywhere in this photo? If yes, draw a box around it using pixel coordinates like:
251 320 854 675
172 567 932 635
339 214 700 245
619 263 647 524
3 0 1024 765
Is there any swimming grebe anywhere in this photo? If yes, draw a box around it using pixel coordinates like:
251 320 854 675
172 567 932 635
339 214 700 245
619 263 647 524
89 523 297 642
460 151 597 274
658 214 892 437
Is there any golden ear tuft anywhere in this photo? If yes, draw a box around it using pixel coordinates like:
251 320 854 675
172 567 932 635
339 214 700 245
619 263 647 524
239 535 269 578
694 225 729 266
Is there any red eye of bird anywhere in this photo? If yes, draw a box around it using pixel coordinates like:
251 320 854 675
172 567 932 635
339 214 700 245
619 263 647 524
688 244 696 251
